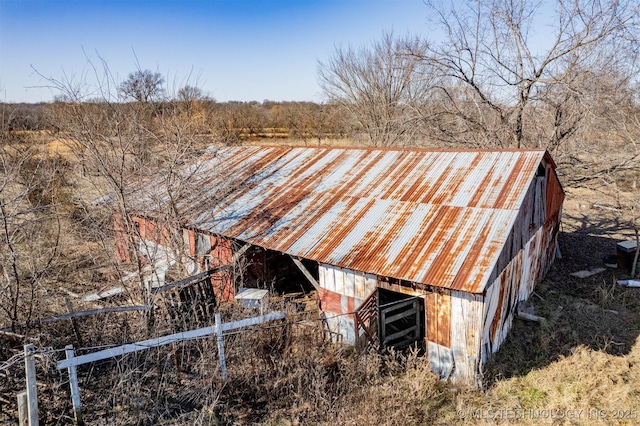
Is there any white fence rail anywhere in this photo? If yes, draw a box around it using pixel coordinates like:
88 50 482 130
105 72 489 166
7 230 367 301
53 311 286 425
58 311 285 369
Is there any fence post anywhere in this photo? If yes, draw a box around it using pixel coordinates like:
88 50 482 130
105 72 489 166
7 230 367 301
214 313 227 380
65 345 84 425
24 344 39 426
17 391 28 426
64 298 84 347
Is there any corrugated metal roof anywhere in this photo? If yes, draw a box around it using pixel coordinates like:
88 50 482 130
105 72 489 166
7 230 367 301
133 146 554 293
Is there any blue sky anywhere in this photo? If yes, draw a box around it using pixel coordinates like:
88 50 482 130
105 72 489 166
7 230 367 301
0 0 433 103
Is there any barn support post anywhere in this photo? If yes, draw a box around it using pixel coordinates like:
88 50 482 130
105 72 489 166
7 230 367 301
24 344 38 426
64 345 84 425
289 255 319 290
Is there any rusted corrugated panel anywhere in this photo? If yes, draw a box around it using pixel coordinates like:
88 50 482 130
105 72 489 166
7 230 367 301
492 258 514 348
113 213 130 262
487 253 522 351
425 291 451 348
132 146 559 293
425 292 438 344
545 167 565 221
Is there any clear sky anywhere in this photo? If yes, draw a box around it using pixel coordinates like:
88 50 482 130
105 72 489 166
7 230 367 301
0 0 433 103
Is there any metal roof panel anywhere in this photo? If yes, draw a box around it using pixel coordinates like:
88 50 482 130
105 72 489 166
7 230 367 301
131 146 553 293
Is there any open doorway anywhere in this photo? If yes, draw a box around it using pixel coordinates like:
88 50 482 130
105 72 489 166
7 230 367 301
242 246 317 294
378 288 425 349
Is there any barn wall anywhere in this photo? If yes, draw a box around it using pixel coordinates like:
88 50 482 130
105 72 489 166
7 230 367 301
318 263 376 345
319 265 485 386
481 205 562 361
425 289 452 379
425 290 483 385
182 231 234 301
120 216 235 299
113 212 130 262
487 173 540 285
478 160 563 376
448 290 483 385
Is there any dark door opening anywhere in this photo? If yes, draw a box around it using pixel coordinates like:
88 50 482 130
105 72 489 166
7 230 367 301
378 288 425 349
242 247 317 295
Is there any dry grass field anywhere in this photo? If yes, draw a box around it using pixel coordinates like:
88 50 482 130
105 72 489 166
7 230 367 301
1 134 639 425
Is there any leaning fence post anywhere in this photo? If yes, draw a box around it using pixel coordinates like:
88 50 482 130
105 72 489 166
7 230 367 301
214 313 227 380
17 391 28 426
64 298 84 347
24 344 39 426
65 345 84 425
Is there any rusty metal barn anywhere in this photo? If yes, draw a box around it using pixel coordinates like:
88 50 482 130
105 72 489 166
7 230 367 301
124 145 565 386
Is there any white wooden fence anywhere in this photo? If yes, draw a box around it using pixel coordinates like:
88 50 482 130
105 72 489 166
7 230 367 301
19 312 286 426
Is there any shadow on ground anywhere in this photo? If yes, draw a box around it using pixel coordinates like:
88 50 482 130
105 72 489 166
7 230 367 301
483 218 640 387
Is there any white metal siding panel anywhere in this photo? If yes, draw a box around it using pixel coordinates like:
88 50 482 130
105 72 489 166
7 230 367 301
428 342 454 380
319 264 376 306
344 269 356 298
450 290 483 385
482 279 501 352
334 265 345 295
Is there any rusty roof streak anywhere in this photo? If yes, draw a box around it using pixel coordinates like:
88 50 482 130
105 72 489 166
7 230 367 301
131 146 556 293
420 207 486 287
397 205 458 281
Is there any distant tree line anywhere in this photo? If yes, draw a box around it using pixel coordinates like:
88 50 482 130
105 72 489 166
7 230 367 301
0 99 352 144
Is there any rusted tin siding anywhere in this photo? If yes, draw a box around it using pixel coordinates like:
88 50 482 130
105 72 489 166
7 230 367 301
113 212 130 262
481 207 562 360
425 291 451 348
318 264 377 345
424 289 483 384
449 290 483 384
545 166 564 222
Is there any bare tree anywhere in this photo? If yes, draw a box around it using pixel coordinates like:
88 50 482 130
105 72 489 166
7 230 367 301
421 0 637 150
39 60 211 325
120 69 165 103
177 85 204 103
318 32 435 147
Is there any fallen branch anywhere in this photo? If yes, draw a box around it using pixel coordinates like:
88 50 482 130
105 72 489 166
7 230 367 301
592 204 622 212
0 329 25 339
40 305 151 323
516 311 546 322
